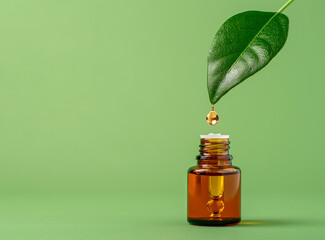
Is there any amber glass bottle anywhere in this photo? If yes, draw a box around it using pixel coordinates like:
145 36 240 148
187 134 241 226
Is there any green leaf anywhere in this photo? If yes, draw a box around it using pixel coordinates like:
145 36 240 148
207 10 289 104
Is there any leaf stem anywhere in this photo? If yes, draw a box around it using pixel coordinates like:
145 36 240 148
278 0 295 13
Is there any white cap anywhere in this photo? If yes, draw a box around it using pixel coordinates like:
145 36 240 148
200 133 229 139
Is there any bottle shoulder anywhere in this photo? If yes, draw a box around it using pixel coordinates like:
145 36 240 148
188 165 240 176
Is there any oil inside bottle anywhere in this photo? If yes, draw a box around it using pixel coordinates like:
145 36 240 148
188 172 240 222
206 105 219 126
207 175 225 218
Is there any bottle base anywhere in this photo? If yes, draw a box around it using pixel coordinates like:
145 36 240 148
187 217 241 226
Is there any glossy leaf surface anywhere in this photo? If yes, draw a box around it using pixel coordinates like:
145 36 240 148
208 11 289 104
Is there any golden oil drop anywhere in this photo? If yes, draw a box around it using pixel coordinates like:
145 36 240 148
206 105 219 126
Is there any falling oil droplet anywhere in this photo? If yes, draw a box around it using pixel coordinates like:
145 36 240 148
206 105 219 126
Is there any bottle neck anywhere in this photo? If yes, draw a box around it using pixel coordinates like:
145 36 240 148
196 138 232 166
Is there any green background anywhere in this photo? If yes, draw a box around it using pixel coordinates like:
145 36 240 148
0 0 324 239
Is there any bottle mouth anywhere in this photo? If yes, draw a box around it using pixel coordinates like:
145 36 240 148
200 133 229 139
197 134 232 160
